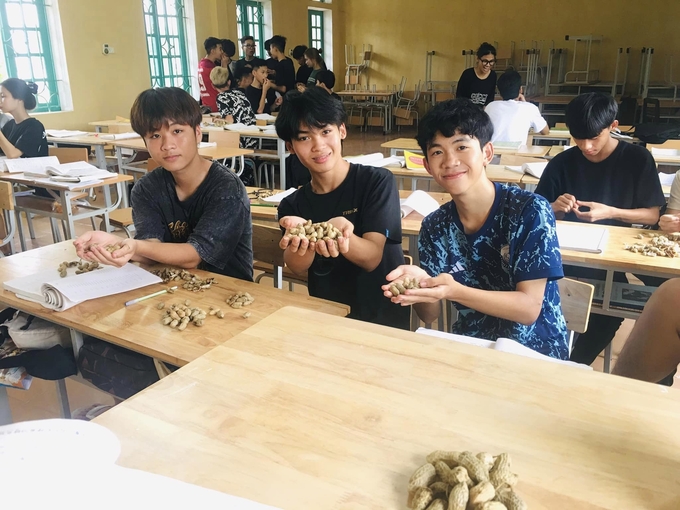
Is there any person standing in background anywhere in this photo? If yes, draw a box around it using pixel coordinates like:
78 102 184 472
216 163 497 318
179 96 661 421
231 36 257 78
197 37 225 112
293 45 312 88
455 42 498 107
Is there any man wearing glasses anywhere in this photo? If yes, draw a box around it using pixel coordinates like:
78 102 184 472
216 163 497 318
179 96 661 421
230 35 258 78
455 42 498 107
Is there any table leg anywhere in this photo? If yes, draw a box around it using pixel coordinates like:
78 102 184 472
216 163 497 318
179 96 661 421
116 147 130 208
60 192 75 240
55 379 71 419
0 386 12 425
390 148 397 157
601 270 615 374
278 139 286 189
101 184 113 233
94 145 107 170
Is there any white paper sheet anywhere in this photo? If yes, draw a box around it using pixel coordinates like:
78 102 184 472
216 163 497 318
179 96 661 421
344 153 405 167
522 161 548 179
2 156 59 174
197 141 217 148
651 147 680 157
400 190 441 217
99 132 140 140
260 187 298 203
255 113 277 122
659 171 678 186
4 264 162 312
556 223 609 253
45 129 90 138
224 123 261 133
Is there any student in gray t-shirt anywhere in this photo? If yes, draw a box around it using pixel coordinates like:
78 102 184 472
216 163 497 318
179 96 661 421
73 87 253 281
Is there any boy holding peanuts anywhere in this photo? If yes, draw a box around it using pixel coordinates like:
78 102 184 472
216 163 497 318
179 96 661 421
275 87 409 329
383 99 568 359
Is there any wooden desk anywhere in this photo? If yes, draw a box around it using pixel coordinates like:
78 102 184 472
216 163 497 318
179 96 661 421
386 164 526 190
47 133 110 169
337 90 395 133
110 138 254 207
0 173 132 241
88 120 132 133
381 138 550 158
95 306 680 510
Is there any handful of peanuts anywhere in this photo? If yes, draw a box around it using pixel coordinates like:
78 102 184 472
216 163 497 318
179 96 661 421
288 219 342 244
389 277 421 296
407 450 526 510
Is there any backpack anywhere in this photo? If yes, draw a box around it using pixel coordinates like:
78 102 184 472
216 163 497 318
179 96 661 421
634 123 680 144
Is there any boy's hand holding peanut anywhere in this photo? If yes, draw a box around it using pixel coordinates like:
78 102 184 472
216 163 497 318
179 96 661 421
280 217 351 258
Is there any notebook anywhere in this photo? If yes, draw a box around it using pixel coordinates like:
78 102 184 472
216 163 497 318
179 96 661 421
3 264 162 312
404 150 425 170
400 190 441 218
556 223 609 253
45 129 89 138
224 123 261 133
22 160 115 180
504 161 548 179
99 132 140 140
416 328 591 370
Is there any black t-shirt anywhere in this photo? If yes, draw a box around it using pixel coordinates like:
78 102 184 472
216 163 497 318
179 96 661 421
244 85 277 115
230 58 254 78
275 57 296 94
278 164 410 330
455 68 497 106
131 162 253 281
535 141 666 228
536 141 666 282
0 118 47 157
295 64 312 86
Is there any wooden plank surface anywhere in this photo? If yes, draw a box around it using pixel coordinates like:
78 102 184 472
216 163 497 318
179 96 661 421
110 138 254 159
95 306 680 510
380 138 550 157
0 243 349 366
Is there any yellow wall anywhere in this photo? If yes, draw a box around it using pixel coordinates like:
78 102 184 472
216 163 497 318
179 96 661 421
40 0 343 130
343 0 680 94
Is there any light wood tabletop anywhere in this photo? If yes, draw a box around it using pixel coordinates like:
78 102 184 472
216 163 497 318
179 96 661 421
0 243 349 366
0 172 133 192
95 306 680 510
381 138 551 157
385 164 526 185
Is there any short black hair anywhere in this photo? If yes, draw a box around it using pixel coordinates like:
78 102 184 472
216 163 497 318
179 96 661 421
476 42 496 59
275 87 347 142
250 58 267 70
221 39 236 58
264 38 271 52
566 92 618 139
233 66 252 84
1 78 38 110
292 45 307 59
204 37 221 54
315 70 335 89
416 98 494 154
269 35 286 53
130 87 201 138
240 35 254 44
496 70 522 100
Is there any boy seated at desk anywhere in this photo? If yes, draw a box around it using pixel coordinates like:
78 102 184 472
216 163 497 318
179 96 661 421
74 87 253 282
659 170 680 233
535 92 666 366
275 87 409 330
383 99 569 359
485 69 549 144
244 58 281 116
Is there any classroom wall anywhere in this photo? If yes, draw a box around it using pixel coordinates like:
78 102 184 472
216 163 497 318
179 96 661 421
342 0 680 95
39 0 343 130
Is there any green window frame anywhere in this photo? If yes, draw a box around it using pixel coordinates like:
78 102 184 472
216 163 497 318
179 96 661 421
308 9 323 52
236 0 264 59
143 0 192 92
0 0 60 112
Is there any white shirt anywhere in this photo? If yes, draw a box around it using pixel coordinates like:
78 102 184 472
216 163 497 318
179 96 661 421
485 100 548 144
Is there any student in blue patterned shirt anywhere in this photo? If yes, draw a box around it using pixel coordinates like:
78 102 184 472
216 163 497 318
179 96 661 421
383 99 569 359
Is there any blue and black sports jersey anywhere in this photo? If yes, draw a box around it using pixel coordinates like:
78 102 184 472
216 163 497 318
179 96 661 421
419 182 568 359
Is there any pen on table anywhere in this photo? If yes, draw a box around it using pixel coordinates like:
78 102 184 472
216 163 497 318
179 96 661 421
125 286 178 307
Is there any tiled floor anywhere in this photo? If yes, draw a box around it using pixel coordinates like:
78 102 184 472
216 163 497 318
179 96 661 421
3 126 673 422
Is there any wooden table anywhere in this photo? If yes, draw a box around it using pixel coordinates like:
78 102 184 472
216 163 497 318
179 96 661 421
94 306 680 510
0 243 349 424
386 163 527 190
88 119 132 133
110 138 253 207
381 138 550 158
337 90 395 133
47 133 110 169
0 173 132 243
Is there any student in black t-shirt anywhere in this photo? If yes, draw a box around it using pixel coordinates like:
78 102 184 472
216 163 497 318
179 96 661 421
535 92 666 366
275 88 409 329
230 35 257 78
267 35 296 95
245 58 281 115
218 38 236 86
315 70 342 103
455 42 497 107
292 45 312 89
74 87 253 282
0 78 47 159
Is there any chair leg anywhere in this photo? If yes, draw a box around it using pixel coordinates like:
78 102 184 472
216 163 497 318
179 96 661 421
26 213 36 240
15 211 26 252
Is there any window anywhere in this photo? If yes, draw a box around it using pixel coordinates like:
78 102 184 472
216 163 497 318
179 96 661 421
236 0 264 59
143 0 193 92
308 9 323 52
0 0 61 112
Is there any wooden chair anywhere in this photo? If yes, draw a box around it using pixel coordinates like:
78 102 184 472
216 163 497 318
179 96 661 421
557 278 595 353
0 181 16 256
252 222 307 289
208 130 245 176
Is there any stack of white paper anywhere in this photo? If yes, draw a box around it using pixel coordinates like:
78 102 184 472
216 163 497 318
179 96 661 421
224 123 261 133
344 152 405 167
99 132 140 140
556 223 609 253
400 190 441 218
651 147 680 158
45 129 89 138
255 113 277 122
3 264 162 312
659 171 677 187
